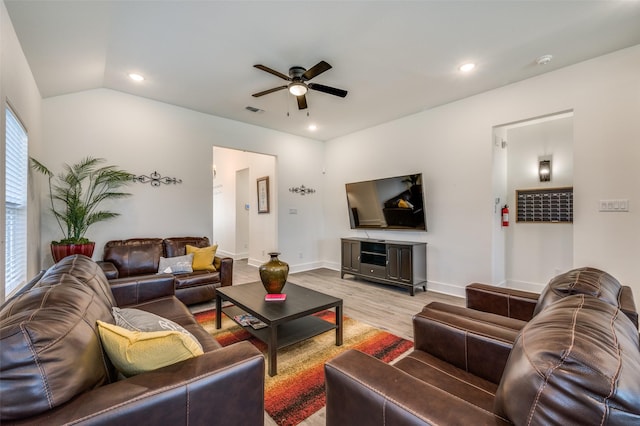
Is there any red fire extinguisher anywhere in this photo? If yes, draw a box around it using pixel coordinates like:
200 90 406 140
502 205 509 227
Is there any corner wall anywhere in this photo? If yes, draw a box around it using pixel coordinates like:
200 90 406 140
0 0 42 300
323 45 640 307
39 88 324 271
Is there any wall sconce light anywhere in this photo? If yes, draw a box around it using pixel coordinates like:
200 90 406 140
539 160 551 182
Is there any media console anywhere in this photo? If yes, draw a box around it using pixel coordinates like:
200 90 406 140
341 237 427 296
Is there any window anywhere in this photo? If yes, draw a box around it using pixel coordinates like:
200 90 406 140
5 105 28 295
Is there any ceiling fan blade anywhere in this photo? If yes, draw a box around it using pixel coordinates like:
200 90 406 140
297 94 308 110
308 83 348 98
302 61 332 81
254 64 291 81
252 85 288 97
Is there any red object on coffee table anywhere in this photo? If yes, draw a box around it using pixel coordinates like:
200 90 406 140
265 293 287 301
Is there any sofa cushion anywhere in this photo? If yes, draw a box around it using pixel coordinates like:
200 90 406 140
129 296 222 352
0 279 114 421
158 253 194 274
186 244 217 271
533 267 623 316
495 294 640 424
38 254 116 309
97 320 204 377
395 350 498 413
174 270 220 289
163 236 210 258
103 238 164 277
112 307 202 351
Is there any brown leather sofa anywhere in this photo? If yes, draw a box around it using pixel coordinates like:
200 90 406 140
0 255 264 425
99 236 233 305
325 267 640 425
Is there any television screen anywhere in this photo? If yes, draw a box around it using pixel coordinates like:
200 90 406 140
345 173 426 231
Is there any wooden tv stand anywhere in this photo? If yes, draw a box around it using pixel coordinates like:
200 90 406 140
341 238 427 296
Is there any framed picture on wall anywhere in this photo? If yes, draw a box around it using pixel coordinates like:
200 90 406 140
257 176 270 214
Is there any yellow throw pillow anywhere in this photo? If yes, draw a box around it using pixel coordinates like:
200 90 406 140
186 244 218 271
97 320 204 377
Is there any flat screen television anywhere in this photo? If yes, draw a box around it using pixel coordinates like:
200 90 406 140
345 173 426 231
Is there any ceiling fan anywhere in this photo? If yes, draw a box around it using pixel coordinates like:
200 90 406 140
252 60 348 110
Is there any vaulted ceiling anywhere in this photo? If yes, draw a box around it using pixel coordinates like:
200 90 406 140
6 1 640 141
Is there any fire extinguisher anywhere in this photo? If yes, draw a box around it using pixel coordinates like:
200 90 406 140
501 205 509 227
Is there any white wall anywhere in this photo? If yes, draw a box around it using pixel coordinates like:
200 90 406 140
0 0 42 300
40 88 323 271
234 167 250 259
323 45 640 307
505 116 573 290
491 127 508 285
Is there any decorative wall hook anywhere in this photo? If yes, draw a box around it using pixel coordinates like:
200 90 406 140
133 171 182 187
289 185 316 195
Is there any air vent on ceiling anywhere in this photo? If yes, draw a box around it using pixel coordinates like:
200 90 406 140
245 106 264 113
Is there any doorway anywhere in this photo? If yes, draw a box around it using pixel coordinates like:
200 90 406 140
212 147 277 266
492 111 574 291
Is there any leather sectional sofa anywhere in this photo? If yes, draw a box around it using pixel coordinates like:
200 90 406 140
99 236 232 306
325 267 640 425
0 255 264 425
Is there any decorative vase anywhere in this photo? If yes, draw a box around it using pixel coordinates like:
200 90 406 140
51 242 95 263
259 252 289 294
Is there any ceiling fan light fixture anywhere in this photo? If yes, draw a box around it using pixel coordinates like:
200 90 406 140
289 82 308 96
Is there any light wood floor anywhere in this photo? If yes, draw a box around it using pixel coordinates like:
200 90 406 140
191 260 465 425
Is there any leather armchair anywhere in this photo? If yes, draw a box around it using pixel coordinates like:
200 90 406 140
466 266 638 327
326 290 640 425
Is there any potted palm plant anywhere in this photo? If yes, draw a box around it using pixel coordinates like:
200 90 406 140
30 156 134 262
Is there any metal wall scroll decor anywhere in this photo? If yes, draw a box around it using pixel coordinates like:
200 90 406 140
289 185 316 195
133 171 182 187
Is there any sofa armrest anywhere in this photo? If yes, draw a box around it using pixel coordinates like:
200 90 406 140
466 283 538 321
414 302 524 384
12 342 264 426
217 256 233 287
110 274 175 307
96 261 119 279
325 350 507 426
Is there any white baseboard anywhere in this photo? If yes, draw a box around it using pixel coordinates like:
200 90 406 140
425 280 466 299
215 249 248 261
322 261 341 271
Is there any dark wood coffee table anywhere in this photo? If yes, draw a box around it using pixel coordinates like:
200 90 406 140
215 281 343 376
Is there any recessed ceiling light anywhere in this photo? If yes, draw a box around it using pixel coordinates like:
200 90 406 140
308 124 317 131
459 63 476 72
128 73 144 81
536 55 553 65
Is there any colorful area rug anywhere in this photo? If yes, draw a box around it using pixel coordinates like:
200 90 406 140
195 309 413 426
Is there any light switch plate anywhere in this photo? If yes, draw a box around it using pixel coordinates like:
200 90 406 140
599 199 629 212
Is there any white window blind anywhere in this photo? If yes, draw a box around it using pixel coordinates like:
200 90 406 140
5 106 28 295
